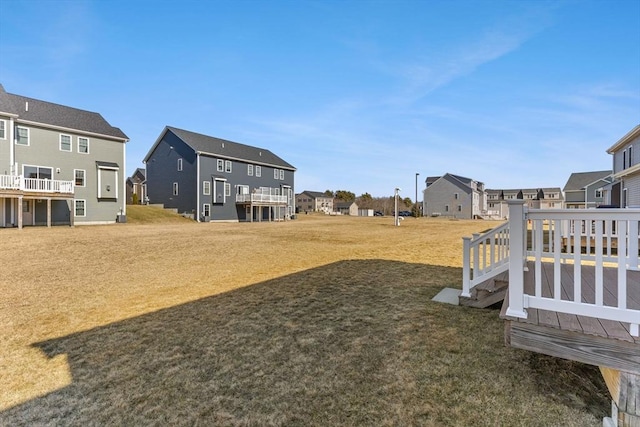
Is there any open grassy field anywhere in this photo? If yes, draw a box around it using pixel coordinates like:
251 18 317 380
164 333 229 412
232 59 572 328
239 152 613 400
0 209 609 426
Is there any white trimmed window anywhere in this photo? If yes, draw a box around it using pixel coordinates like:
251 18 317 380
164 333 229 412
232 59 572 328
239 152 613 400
74 199 86 217
225 182 231 197
248 164 253 176
74 169 86 187
16 126 29 145
225 160 232 173
595 189 603 198
203 204 210 218
60 134 72 151
177 158 183 171
78 137 89 153
256 166 261 177
454 193 459 200
279 169 284 180
217 159 224 172
0 120 5 139
274 168 278 179
203 181 211 195
173 182 179 196
457 205 462 212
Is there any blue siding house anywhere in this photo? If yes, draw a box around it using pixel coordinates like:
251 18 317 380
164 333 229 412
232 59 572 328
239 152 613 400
143 126 295 222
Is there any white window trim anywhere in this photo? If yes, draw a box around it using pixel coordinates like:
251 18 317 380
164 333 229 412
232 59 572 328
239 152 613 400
248 164 253 176
217 159 224 172
256 165 261 177
274 168 278 179
96 164 119 200
59 134 72 152
177 158 183 171
224 182 231 197
203 203 210 218
23 164 53 179
78 137 90 154
279 169 284 180
16 126 29 146
203 181 211 195
173 182 179 196
74 199 86 217
0 119 6 140
225 160 232 173
74 169 86 187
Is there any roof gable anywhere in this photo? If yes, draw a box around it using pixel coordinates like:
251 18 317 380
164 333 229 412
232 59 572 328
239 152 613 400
563 171 612 192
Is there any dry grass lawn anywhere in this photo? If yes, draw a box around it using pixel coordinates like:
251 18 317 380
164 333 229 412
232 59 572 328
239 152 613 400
0 209 609 425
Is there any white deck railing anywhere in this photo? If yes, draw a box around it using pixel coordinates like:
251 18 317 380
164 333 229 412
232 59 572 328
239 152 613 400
236 187 287 204
461 222 510 297
505 200 640 337
0 174 74 194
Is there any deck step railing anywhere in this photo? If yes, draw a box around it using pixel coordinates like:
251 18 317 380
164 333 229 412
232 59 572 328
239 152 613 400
236 187 288 204
461 221 510 298
505 200 640 337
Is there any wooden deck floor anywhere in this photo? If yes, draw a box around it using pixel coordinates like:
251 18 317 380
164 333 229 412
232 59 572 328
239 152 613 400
501 261 640 344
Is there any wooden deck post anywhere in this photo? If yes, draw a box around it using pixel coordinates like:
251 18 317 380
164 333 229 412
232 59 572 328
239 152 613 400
505 200 527 318
600 367 640 427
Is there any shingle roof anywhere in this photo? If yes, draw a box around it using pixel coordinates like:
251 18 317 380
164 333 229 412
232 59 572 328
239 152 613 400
300 190 329 199
563 171 611 192
0 84 128 140
159 126 295 170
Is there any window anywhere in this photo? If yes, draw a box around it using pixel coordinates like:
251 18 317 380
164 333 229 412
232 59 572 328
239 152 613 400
454 193 459 200
60 134 72 151
24 165 52 180
225 160 232 173
458 205 462 212
279 169 284 180
256 166 261 177
225 182 231 197
16 126 29 145
445 205 449 212
274 168 279 179
173 182 179 196
74 200 86 217
0 120 5 139
177 158 183 171
74 169 85 187
629 146 633 168
248 164 253 176
623 150 627 169
595 189 603 198
203 204 210 218
78 137 89 153
217 159 224 172
203 181 211 195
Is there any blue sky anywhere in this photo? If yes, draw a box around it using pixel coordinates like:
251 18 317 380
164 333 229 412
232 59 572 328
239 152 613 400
1 0 638 198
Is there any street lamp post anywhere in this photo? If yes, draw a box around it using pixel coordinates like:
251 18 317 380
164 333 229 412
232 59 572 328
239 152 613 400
415 173 420 217
394 187 401 226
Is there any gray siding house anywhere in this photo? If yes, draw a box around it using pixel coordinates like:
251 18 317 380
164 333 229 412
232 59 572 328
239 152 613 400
144 127 295 222
606 124 640 208
423 173 486 219
563 170 612 209
0 84 128 228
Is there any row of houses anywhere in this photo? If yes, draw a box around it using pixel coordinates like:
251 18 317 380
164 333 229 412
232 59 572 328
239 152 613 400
0 84 297 227
422 130 640 221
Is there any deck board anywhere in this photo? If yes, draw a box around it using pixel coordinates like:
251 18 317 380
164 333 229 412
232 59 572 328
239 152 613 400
502 261 640 344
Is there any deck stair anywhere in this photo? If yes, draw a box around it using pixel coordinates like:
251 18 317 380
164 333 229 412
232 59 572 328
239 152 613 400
459 271 509 308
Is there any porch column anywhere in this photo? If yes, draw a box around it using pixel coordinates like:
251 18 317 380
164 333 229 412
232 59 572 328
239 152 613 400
18 195 23 229
505 200 527 318
47 198 51 227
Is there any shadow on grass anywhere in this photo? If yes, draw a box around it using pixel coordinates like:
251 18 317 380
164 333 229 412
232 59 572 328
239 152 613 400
1 260 608 426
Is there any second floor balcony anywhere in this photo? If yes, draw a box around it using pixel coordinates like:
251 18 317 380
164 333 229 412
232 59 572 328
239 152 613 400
0 174 75 195
236 187 288 205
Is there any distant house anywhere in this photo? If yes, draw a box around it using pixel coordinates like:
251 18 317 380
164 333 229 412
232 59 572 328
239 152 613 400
126 168 146 205
143 126 295 222
606 124 640 208
295 190 333 213
0 84 128 228
423 173 486 219
563 170 612 209
486 187 563 219
335 201 358 216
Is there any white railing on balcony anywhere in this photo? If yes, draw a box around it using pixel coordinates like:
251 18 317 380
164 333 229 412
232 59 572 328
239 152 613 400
236 187 287 204
505 200 640 337
0 174 74 194
461 222 510 297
